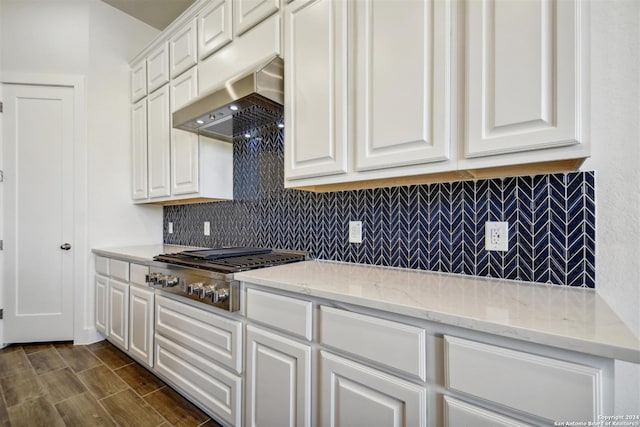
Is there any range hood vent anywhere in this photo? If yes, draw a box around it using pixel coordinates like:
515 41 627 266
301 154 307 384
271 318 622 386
172 56 284 142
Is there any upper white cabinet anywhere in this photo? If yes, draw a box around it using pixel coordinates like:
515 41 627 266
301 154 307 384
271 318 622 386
130 59 147 102
147 84 171 199
147 42 170 93
170 19 198 78
234 0 280 36
284 0 455 188
198 0 233 60
462 0 588 164
284 0 349 180
131 98 148 200
354 0 450 171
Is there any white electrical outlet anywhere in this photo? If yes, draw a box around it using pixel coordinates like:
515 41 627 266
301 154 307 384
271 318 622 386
349 221 363 244
204 221 210 236
168 222 174 234
485 221 509 251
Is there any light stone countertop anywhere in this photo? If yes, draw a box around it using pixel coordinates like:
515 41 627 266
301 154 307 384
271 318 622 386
235 260 640 363
91 246 640 363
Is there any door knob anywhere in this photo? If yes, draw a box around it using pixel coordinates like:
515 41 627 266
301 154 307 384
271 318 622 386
60 243 72 250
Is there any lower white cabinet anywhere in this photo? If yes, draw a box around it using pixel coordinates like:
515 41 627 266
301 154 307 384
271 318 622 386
129 286 154 367
107 278 129 350
319 351 427 427
95 274 108 336
245 325 311 427
444 396 532 427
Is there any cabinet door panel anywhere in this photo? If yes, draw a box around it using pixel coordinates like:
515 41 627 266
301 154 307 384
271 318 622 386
131 99 148 200
130 59 147 102
465 0 583 157
245 325 311 427
320 351 427 427
355 0 451 171
95 275 108 336
147 85 171 198
108 279 129 350
129 286 154 367
284 0 348 180
147 42 170 93
444 396 533 427
170 19 198 78
198 0 233 60
234 0 280 36
170 67 200 195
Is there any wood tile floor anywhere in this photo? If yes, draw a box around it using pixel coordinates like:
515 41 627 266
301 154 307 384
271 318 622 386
0 341 223 427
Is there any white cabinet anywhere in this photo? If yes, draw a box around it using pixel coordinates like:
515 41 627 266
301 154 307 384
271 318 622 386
170 19 198 79
463 0 587 164
320 351 427 427
147 84 171 199
95 274 108 336
129 286 154 367
245 325 311 427
444 396 532 427
198 0 233 60
131 98 148 200
284 0 454 187
130 58 147 102
107 278 129 350
234 0 280 36
147 42 170 93
283 0 349 180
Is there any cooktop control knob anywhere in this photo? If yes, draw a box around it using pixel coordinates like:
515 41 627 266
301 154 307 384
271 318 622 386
146 272 162 286
212 288 230 304
160 276 179 288
187 282 204 295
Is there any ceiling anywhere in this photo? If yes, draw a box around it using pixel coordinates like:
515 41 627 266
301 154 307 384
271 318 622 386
101 0 196 30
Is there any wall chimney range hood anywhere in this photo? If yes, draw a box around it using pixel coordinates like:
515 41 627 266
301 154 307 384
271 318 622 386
172 56 284 142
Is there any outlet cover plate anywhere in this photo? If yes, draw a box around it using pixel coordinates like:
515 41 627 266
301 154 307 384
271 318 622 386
349 221 362 244
485 221 509 251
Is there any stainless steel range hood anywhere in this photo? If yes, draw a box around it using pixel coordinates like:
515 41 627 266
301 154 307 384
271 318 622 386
173 56 284 142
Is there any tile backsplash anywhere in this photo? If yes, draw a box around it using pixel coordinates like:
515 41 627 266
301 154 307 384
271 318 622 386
164 124 595 288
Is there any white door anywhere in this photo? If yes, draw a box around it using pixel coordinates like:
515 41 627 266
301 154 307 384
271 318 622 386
147 84 171 199
3 84 75 342
95 274 108 336
170 67 199 196
107 278 129 350
131 97 148 200
129 285 154 367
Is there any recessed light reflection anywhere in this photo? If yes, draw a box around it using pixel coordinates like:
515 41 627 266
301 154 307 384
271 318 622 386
277 123 285 128
244 133 251 138
229 105 239 111
196 120 204 125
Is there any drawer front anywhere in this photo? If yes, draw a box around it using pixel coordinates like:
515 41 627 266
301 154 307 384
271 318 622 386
246 288 312 340
109 259 130 282
320 306 426 380
95 256 110 276
129 263 149 286
444 335 603 422
155 296 242 374
444 396 532 427
155 334 241 426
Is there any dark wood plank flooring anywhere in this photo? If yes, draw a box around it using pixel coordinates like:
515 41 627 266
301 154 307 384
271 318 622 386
0 341 223 427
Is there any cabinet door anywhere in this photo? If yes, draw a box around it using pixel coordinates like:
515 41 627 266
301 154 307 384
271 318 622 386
129 286 154 367
444 396 533 427
170 67 200 196
170 19 198 79
147 42 170 93
95 274 108 336
130 59 147 102
147 85 171 198
198 0 233 60
234 0 280 36
464 0 584 158
320 351 427 427
108 279 129 350
131 98 148 200
245 325 311 427
284 0 348 180
354 0 451 171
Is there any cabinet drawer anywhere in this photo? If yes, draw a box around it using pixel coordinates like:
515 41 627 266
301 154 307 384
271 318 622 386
444 335 603 422
95 256 109 276
155 296 242 374
109 259 130 281
320 306 426 380
129 263 149 286
246 288 312 340
443 396 532 427
155 334 241 426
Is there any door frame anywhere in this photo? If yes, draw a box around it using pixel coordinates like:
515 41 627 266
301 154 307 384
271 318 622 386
1 72 89 344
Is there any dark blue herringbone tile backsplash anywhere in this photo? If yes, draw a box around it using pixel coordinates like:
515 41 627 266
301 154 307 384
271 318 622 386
164 125 596 288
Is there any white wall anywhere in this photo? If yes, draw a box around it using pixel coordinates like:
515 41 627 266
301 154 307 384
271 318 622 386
0 0 161 344
581 0 640 415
